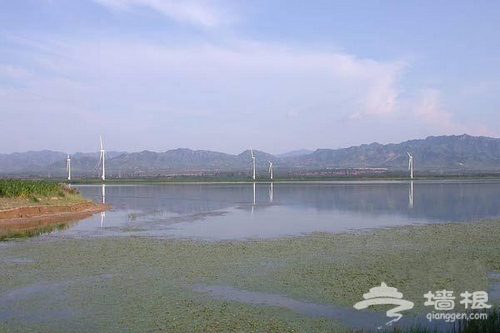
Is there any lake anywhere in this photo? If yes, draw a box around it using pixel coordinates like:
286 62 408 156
2 180 500 332
56 180 500 240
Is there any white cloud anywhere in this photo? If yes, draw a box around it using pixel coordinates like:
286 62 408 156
413 89 496 137
413 89 454 131
363 69 400 116
0 35 407 152
92 0 229 27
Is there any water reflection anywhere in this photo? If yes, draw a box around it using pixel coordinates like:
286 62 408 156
101 183 106 204
100 184 106 227
408 181 414 209
251 182 256 216
66 181 500 240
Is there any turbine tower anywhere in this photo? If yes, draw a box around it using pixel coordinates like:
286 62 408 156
66 154 71 181
250 148 256 180
407 151 414 179
268 161 274 180
99 135 106 181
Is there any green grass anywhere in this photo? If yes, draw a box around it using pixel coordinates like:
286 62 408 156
0 179 75 198
0 179 86 210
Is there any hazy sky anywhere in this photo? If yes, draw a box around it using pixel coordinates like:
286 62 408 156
1 1 499 154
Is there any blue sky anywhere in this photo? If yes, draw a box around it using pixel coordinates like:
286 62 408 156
1 0 499 154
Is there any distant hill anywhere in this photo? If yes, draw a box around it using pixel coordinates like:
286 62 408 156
293 134 500 171
277 149 314 158
0 134 499 177
0 150 66 173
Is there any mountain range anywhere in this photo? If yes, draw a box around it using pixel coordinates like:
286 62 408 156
1 134 499 178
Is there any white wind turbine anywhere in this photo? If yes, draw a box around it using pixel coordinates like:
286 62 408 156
407 151 414 179
250 148 256 180
99 135 106 181
66 154 71 181
268 161 274 180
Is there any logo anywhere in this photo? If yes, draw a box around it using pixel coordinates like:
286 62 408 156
353 282 414 327
424 289 491 323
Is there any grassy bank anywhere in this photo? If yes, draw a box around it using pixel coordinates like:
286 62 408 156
1 220 499 332
0 180 106 241
0 179 88 210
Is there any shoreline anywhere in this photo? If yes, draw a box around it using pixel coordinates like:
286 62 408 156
24 174 498 185
0 201 109 240
0 201 109 220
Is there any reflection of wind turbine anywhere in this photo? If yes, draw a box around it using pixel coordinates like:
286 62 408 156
100 183 106 227
268 161 274 180
99 135 106 181
408 181 414 209
407 152 414 179
269 182 274 203
251 148 256 180
101 183 106 204
66 154 71 181
251 182 256 216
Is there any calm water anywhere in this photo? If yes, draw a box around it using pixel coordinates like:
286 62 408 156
53 180 500 240
3 180 500 332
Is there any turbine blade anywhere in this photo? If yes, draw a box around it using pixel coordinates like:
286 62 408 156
100 135 104 151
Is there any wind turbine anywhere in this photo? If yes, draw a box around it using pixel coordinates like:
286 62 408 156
250 148 256 180
66 154 71 181
407 151 414 179
268 161 274 180
99 135 106 181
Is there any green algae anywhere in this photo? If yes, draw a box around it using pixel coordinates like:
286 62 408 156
1 220 500 332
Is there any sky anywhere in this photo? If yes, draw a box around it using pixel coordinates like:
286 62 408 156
0 0 499 154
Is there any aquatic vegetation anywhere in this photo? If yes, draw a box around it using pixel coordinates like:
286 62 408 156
0 221 499 332
0 222 73 241
374 307 500 332
454 307 500 332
